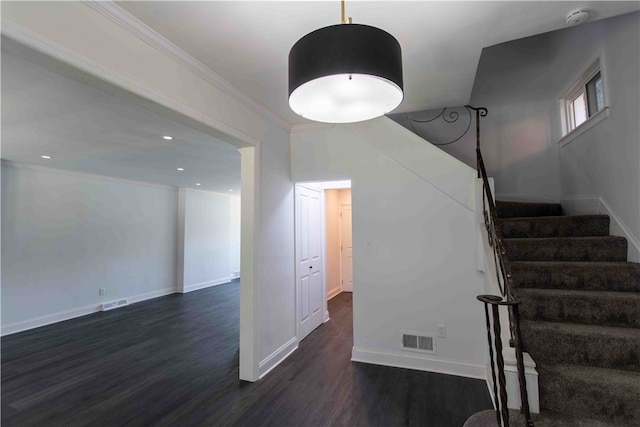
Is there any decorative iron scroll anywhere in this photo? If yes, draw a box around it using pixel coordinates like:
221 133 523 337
405 106 475 145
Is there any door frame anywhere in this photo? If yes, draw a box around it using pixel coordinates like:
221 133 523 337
2 24 263 382
339 204 353 292
294 183 329 343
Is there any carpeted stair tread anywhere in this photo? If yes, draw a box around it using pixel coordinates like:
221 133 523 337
504 236 627 262
521 320 640 371
519 288 640 328
511 261 640 292
537 363 640 422
499 215 609 238
496 201 563 218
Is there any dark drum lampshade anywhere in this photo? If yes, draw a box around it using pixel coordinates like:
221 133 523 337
288 23 403 123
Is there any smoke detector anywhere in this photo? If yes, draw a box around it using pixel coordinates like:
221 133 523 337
566 8 589 26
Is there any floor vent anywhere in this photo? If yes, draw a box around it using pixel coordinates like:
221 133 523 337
101 299 129 312
402 332 436 354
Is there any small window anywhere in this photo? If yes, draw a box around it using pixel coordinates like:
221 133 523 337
562 62 606 135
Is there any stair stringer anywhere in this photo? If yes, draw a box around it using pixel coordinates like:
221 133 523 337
344 117 477 211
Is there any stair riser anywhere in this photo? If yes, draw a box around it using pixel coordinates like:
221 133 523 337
521 325 640 371
539 367 640 421
511 264 640 292
496 201 562 218
500 217 609 239
504 239 627 262
520 291 640 328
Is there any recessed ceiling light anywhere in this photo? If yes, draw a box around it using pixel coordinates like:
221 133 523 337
41 155 53 159
195 183 201 186
163 135 173 140
177 167 184 171
228 189 233 192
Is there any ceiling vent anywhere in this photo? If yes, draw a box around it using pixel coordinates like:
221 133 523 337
566 8 589 26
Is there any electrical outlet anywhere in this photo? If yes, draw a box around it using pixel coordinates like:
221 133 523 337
438 324 446 338
99 288 106 296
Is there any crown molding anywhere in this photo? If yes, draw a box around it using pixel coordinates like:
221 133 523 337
83 0 292 132
290 123 337 134
1 160 178 191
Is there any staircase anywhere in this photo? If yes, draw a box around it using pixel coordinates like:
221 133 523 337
497 201 640 426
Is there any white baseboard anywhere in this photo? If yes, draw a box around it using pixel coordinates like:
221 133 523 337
598 198 640 262
560 195 640 262
327 287 342 300
182 277 232 293
258 336 298 379
1 286 176 336
351 346 486 379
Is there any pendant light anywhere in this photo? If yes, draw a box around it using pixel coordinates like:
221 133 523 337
288 1 403 123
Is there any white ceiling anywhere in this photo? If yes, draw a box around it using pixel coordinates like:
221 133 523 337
1 38 241 193
117 1 640 126
2 2 637 191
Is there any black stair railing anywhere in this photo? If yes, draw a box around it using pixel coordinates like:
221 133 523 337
466 105 534 427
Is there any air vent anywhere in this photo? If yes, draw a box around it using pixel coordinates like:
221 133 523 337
101 299 129 312
401 331 436 354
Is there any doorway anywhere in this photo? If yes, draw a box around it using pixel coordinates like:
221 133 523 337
295 180 352 343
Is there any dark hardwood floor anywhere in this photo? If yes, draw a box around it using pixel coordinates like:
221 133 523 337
2 282 492 426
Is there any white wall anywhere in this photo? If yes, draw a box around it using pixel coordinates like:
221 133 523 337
1 162 177 333
291 118 487 379
470 34 561 202
256 119 296 377
389 107 478 169
549 12 640 261
179 189 239 292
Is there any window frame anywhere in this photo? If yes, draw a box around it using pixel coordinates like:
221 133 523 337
558 57 609 146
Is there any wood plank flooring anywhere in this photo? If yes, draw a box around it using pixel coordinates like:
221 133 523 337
2 282 492 426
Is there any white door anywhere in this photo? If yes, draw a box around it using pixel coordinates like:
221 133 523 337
340 205 353 292
296 185 324 341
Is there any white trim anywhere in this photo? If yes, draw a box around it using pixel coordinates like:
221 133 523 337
503 350 540 413
598 198 640 262
239 146 260 382
258 337 298 379
559 195 640 262
327 287 342 301
291 123 336 134
1 20 260 148
1 160 177 191
181 277 232 294
556 50 609 141
1 287 176 336
351 346 486 379
558 107 609 147
82 1 291 132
